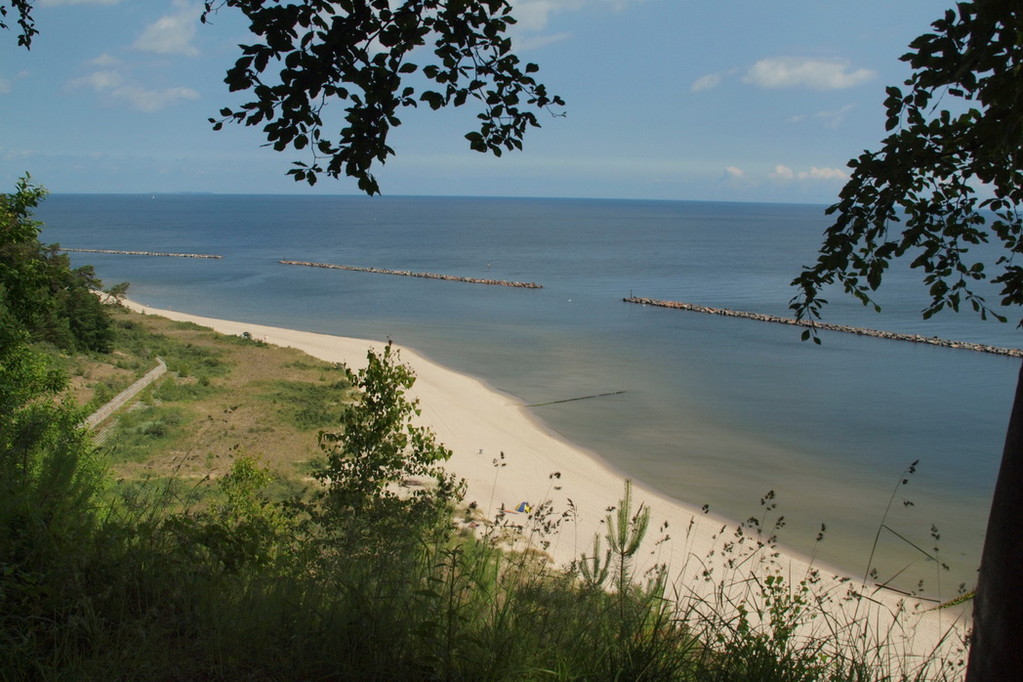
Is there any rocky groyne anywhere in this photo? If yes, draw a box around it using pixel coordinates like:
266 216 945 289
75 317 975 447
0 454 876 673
280 260 543 289
624 296 1023 358
63 248 222 259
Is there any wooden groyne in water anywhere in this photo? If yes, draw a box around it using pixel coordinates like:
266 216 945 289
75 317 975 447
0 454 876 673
280 260 543 289
624 296 1023 358
526 390 627 408
63 248 222 259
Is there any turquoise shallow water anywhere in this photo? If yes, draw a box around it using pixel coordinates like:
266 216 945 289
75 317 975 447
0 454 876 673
38 194 1019 596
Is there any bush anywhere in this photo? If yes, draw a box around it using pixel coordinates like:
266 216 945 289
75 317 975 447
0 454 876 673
0 326 106 678
258 379 350 429
0 177 113 352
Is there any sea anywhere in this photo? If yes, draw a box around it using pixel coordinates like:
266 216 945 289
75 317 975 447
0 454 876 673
37 193 1020 598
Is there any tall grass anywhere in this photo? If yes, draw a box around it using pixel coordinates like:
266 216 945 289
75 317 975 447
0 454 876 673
1 336 970 680
1 464 968 679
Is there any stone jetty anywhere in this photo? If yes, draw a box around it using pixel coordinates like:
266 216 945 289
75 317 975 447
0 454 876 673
279 260 543 289
624 296 1023 358
62 248 222 259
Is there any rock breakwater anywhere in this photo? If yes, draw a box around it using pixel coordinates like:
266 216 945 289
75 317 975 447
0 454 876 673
280 260 543 289
63 248 222 259
624 296 1023 358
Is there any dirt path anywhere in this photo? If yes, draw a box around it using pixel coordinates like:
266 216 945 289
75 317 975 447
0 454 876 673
84 358 167 430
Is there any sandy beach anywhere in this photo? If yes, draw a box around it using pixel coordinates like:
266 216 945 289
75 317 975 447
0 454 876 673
124 299 971 668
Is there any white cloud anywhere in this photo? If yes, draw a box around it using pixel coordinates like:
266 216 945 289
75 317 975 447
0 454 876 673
0 70 32 94
114 85 200 112
770 164 848 182
690 73 721 93
69 70 125 91
807 166 850 180
132 1 201 57
724 166 745 179
510 0 579 32
786 104 855 129
1 147 36 161
743 58 874 91
515 32 573 50
90 53 120 67
771 164 795 180
68 69 198 112
509 0 646 35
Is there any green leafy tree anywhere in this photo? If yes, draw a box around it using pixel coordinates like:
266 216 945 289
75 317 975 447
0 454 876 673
104 280 131 305
789 2 1021 676
314 342 462 549
0 176 49 325
203 0 563 193
0 176 113 352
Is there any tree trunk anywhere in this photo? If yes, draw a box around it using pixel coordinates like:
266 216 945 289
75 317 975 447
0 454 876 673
967 360 1023 679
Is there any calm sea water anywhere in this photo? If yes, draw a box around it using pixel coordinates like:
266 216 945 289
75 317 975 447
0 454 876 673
38 194 1020 595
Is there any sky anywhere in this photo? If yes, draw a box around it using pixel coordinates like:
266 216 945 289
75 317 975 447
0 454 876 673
0 0 949 203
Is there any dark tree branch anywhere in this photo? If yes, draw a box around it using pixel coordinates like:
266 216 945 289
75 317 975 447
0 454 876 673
0 0 37 48
203 0 564 194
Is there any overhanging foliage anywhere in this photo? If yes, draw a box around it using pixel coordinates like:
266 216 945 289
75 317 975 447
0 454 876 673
203 0 564 193
791 0 1023 331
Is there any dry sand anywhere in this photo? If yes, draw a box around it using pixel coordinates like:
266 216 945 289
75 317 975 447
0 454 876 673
124 300 971 669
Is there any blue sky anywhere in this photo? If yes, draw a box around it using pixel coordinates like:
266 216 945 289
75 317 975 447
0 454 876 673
1 0 946 202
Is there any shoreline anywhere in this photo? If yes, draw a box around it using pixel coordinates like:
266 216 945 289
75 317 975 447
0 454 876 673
122 299 970 663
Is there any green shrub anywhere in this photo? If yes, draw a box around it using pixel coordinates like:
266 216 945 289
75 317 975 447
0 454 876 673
258 379 351 430
103 405 188 462
152 375 219 403
164 343 227 379
0 326 107 679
